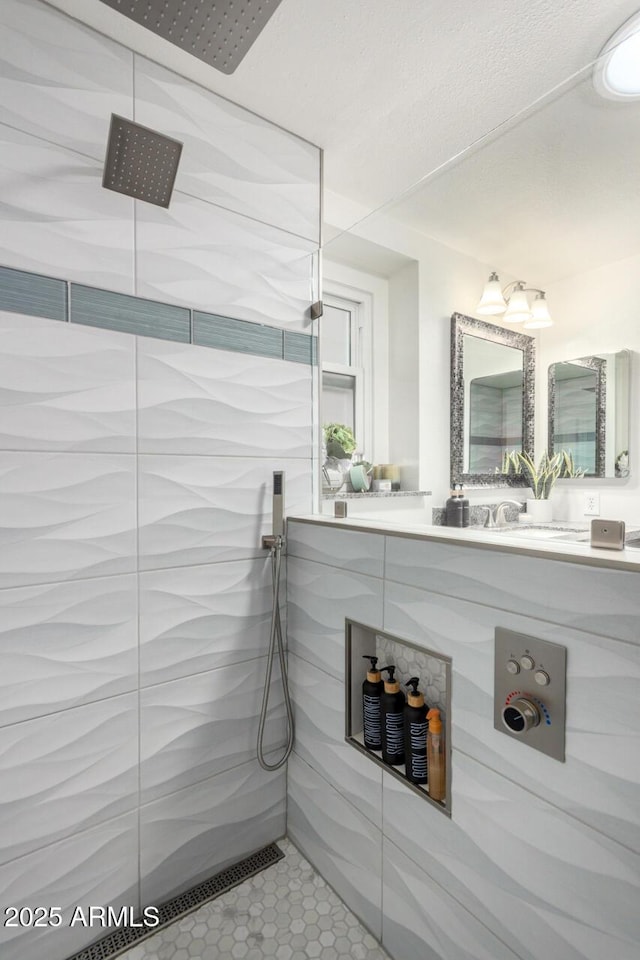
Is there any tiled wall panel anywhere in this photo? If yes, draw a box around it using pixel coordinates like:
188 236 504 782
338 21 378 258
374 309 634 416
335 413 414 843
0 312 136 452
137 338 313 458
286 557 384 680
288 652 382 827
140 658 286 803
286 521 640 960
140 760 286 906
0 125 135 293
135 192 316 330
0 0 133 159
0 451 137 588
0 694 138 865
0 811 138 960
0 1 318 956
287 752 383 940
138 455 312 570
139 558 274 686
134 56 320 243
0 574 138 727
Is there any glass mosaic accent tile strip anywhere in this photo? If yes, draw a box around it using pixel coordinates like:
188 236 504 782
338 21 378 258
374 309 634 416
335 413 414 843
0 264 67 321
0 264 316 364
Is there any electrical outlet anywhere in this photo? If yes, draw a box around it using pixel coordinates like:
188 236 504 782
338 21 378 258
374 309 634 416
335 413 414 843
584 492 600 516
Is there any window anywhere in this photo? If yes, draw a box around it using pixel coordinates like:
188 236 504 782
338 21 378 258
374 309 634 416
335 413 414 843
321 292 369 458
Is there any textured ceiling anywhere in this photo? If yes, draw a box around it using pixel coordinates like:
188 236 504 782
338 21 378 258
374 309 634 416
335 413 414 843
43 0 640 221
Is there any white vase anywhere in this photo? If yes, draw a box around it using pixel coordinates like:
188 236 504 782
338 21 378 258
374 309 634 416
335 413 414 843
526 498 553 522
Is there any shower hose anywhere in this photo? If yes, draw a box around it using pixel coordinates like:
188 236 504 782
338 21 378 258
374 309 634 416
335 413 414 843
257 534 295 770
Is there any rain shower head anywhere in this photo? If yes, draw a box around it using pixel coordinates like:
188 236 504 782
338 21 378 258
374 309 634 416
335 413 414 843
97 0 284 75
102 114 183 208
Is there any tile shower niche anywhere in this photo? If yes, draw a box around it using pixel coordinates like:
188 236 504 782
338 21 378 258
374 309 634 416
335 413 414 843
345 619 452 815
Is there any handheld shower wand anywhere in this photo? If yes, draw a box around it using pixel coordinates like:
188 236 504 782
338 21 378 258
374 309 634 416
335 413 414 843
257 471 294 770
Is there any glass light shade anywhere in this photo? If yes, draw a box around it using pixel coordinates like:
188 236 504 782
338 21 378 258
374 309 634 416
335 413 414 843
524 293 553 329
594 14 640 100
476 273 507 315
503 285 531 323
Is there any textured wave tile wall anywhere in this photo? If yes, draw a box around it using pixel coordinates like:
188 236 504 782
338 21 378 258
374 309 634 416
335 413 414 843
287 752 382 940
288 652 382 828
0 125 134 292
135 193 316 329
285 522 640 960
0 0 133 160
286 556 384 681
140 657 286 803
0 811 138 960
134 56 320 243
138 456 311 569
0 451 137 587
383 758 639 960
137 338 313 458
381 836 520 960
0 313 136 452
0 694 138 865
139 558 275 686
383 578 640 851
0 574 137 726
140 759 286 906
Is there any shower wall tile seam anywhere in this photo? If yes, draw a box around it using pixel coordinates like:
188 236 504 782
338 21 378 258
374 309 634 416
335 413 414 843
290 745 383 837
173 183 321 246
137 749 287 813
0 806 138 873
140 651 276 693
380 830 529 960
452 742 639 857
285 551 387 585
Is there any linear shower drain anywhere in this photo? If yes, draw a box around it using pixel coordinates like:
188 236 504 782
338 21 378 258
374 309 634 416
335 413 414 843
64 841 284 960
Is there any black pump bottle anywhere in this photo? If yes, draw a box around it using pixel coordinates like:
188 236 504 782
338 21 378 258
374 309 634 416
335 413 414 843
380 665 406 765
362 656 384 750
404 677 429 783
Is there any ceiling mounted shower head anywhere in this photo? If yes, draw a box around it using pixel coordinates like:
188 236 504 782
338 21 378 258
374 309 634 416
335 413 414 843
97 0 284 74
102 114 183 207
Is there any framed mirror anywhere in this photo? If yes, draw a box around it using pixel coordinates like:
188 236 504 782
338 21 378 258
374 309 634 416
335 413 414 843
451 313 535 486
548 350 631 479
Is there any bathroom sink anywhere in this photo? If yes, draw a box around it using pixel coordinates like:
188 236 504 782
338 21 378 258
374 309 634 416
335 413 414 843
486 524 590 542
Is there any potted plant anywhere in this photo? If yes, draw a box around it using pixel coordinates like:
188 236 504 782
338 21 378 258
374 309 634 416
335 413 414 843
323 423 357 460
514 451 562 521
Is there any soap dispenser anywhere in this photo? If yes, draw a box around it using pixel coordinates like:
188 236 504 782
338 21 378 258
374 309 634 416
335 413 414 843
457 484 470 527
380 665 406 765
445 487 464 527
426 708 446 802
361 655 384 750
403 677 429 783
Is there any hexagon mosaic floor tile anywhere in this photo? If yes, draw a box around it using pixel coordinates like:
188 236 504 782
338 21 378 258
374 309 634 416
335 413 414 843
120 837 391 960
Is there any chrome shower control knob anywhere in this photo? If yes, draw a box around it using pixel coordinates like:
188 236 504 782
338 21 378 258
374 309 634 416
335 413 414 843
506 659 520 675
502 698 541 734
534 670 550 686
520 655 535 670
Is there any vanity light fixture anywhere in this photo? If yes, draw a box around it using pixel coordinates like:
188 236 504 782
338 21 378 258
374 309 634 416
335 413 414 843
594 11 640 101
476 273 553 328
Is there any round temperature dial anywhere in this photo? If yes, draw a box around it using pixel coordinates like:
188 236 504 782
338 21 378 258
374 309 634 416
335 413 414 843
502 698 541 734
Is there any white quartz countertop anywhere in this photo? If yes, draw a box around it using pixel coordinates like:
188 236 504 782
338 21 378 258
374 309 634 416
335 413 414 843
287 514 640 572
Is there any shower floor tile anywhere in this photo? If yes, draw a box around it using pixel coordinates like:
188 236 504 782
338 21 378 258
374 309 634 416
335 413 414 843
120 837 391 960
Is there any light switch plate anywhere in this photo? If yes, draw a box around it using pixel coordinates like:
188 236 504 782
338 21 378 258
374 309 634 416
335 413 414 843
494 628 566 762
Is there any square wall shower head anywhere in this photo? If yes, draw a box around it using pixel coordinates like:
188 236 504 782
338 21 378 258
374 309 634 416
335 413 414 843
97 0 284 74
102 115 183 208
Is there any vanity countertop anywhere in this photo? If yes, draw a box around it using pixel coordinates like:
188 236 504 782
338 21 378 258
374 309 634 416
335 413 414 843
288 514 640 572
